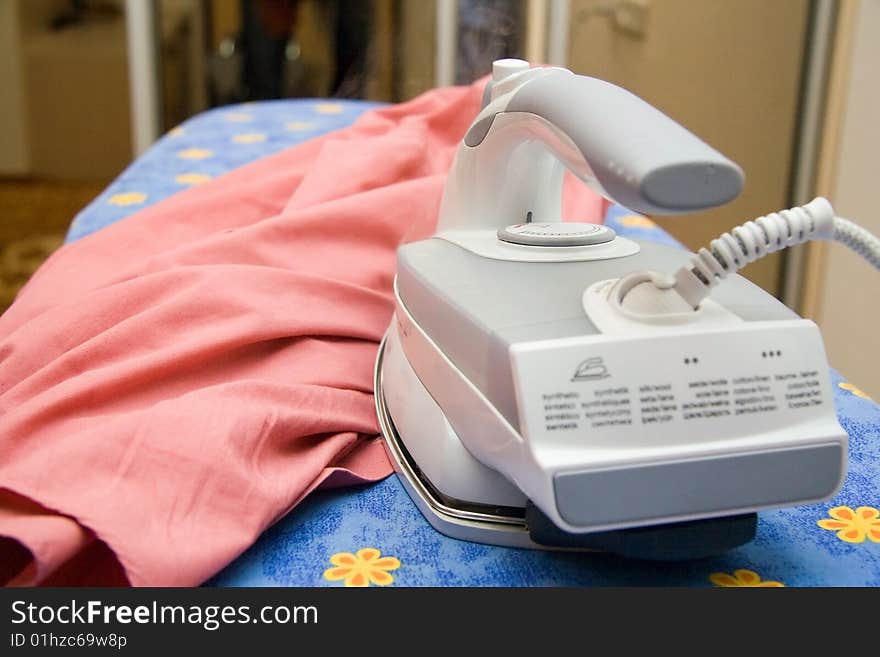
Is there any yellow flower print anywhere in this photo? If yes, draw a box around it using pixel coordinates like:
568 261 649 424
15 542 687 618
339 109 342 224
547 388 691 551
232 133 267 144
108 192 147 206
178 148 213 160
618 214 656 229
709 569 784 587
817 506 880 543
175 173 212 185
314 102 344 115
838 382 873 401
225 112 252 122
285 121 316 131
323 548 400 587
167 126 184 137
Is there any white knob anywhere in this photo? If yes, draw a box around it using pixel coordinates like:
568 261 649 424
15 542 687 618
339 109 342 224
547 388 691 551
492 58 530 82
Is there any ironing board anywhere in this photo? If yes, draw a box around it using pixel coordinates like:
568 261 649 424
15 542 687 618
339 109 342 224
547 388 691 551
67 100 880 587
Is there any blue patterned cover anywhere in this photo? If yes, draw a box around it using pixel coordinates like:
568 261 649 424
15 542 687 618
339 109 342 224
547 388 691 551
67 100 880 587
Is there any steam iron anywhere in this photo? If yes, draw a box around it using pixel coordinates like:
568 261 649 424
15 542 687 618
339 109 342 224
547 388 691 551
375 59 847 560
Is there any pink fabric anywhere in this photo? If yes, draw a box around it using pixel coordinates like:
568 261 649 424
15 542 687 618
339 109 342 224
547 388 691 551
0 79 607 586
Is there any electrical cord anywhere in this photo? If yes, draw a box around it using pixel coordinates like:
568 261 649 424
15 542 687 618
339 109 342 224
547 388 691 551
833 215 880 269
671 197 880 308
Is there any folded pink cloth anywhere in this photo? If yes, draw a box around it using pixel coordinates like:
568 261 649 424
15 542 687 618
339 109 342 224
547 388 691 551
0 79 607 586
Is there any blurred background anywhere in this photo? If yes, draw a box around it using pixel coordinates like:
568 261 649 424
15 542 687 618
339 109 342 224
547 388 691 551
0 0 876 395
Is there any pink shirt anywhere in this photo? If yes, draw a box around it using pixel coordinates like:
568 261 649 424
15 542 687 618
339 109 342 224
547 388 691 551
0 80 606 586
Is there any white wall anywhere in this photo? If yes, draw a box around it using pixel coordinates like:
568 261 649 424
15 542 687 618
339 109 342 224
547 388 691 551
816 0 880 398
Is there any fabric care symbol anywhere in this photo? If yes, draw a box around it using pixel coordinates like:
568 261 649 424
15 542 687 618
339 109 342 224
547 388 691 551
572 357 610 381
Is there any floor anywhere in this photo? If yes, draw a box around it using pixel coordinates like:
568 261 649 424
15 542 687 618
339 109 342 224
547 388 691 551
0 178 106 312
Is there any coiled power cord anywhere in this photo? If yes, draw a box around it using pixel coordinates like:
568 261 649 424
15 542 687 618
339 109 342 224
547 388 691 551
671 197 880 309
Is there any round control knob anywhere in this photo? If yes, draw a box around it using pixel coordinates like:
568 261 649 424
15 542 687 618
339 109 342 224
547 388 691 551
492 58 530 82
497 222 616 247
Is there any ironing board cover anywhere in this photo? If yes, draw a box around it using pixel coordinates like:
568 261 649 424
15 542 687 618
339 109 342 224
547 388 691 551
66 100 880 587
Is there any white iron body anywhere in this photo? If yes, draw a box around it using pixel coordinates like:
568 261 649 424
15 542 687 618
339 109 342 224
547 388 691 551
375 61 847 558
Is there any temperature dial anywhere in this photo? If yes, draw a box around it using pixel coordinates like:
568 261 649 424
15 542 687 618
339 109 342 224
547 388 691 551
497 222 616 247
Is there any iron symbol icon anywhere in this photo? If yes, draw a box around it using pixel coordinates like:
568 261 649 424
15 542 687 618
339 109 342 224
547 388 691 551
572 357 610 381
